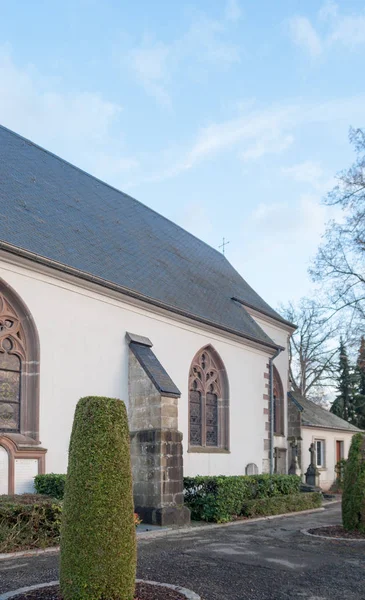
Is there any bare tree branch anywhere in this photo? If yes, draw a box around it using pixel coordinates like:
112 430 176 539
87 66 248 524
279 300 337 402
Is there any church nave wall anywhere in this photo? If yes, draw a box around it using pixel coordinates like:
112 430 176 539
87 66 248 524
0 256 278 481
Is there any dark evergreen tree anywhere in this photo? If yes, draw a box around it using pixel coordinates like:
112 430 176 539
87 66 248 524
331 339 356 423
353 337 365 429
342 433 365 532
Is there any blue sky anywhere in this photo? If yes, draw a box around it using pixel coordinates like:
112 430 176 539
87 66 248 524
1 0 364 309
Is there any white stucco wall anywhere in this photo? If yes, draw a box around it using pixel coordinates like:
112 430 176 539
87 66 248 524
0 257 277 478
301 426 356 490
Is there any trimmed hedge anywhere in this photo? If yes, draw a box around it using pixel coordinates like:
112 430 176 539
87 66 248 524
342 433 365 533
60 396 137 600
34 473 66 500
0 494 62 552
241 493 322 518
184 474 301 522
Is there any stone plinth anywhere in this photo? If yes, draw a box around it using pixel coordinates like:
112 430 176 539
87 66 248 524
130 429 190 526
128 336 190 526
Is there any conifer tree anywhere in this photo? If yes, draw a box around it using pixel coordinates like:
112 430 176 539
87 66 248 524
331 339 356 423
354 337 365 429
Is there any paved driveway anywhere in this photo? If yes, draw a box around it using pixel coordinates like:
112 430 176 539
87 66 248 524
0 504 364 600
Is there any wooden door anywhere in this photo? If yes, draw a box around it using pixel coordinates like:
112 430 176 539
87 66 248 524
336 440 344 462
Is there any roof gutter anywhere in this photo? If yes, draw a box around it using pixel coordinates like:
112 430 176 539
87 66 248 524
0 241 282 352
269 348 283 475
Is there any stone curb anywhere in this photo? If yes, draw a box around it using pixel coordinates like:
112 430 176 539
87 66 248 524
138 506 326 539
0 582 59 600
0 580 201 600
0 547 59 561
301 528 365 542
0 505 328 560
136 579 200 599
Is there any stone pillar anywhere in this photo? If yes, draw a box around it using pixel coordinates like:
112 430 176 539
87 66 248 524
127 333 190 526
287 393 303 471
274 447 287 474
288 438 301 477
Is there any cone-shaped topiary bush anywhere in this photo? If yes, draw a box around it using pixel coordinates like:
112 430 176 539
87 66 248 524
342 432 365 532
60 396 136 600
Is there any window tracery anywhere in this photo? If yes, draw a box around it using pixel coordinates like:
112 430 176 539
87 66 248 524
189 347 228 450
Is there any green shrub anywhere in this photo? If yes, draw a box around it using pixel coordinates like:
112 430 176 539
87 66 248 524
342 433 365 532
241 493 322 518
184 474 301 522
0 494 62 552
60 397 137 600
34 473 66 500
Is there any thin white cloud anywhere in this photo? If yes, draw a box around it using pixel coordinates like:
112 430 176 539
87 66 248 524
225 0 242 23
284 161 323 180
282 161 337 197
289 2 365 55
128 40 171 107
282 161 324 185
0 48 138 182
125 10 240 106
330 15 365 48
249 193 332 246
288 16 322 56
143 93 365 182
241 133 294 161
319 0 338 21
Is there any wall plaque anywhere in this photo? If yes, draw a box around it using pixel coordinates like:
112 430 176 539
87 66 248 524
14 458 38 494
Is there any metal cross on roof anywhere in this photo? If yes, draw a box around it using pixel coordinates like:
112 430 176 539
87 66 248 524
219 237 230 255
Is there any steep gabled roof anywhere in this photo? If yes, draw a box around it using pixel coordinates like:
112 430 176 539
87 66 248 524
289 391 362 433
0 124 287 348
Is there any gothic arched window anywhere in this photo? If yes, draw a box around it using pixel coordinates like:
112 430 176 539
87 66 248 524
0 280 40 442
273 366 284 436
189 346 229 451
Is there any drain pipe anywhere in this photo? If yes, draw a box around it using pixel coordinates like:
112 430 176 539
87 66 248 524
269 348 282 475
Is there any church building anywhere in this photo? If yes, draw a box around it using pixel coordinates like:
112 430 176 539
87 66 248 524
0 125 295 524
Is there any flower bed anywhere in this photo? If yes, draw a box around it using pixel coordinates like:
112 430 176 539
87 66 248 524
308 525 365 540
7 583 191 600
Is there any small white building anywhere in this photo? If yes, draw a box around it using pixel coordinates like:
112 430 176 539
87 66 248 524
288 392 362 491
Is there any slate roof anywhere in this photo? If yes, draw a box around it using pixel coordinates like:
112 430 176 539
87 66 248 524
0 124 289 348
289 391 362 433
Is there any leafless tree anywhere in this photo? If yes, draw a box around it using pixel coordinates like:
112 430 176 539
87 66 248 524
310 128 365 331
280 300 338 402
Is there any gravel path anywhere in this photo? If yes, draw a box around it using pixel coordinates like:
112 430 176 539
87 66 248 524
0 504 363 600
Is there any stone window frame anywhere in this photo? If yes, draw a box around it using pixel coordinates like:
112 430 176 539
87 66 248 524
273 365 285 436
0 279 40 443
188 345 229 453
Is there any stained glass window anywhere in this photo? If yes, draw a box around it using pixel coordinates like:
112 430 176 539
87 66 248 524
205 392 218 446
189 347 228 450
273 366 284 436
189 391 202 446
0 339 21 432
